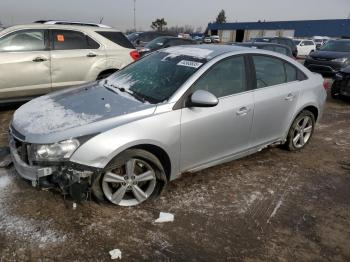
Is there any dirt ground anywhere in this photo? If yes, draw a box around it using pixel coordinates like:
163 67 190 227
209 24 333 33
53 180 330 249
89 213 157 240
0 93 349 262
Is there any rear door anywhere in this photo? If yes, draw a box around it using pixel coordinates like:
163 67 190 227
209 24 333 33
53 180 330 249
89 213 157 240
180 55 254 171
0 29 51 100
249 54 303 147
50 29 104 90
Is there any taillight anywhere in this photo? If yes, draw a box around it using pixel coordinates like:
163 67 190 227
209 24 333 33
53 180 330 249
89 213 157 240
130 50 140 61
323 79 330 90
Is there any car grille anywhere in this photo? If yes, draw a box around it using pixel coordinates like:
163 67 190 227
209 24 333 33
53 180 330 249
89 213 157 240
312 57 332 62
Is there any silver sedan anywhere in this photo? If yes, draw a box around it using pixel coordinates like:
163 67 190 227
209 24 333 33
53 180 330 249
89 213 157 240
9 45 327 206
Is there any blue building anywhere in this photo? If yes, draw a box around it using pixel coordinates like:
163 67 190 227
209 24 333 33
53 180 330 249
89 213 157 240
207 19 350 42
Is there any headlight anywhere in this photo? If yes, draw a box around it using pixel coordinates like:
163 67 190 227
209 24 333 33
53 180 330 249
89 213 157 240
332 57 349 63
33 139 80 161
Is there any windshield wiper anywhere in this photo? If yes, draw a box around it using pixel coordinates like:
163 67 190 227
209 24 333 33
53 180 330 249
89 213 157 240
103 81 147 103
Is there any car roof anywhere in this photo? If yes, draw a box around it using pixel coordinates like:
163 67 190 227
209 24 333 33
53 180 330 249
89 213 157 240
162 44 251 60
0 23 121 33
236 42 289 48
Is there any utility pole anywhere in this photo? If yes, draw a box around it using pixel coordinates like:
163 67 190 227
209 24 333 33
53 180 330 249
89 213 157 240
133 0 136 31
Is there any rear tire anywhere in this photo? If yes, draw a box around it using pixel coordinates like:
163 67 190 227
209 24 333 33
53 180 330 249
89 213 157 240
285 110 315 151
94 149 166 206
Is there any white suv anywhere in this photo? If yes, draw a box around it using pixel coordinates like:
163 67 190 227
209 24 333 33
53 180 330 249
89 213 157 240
0 21 139 103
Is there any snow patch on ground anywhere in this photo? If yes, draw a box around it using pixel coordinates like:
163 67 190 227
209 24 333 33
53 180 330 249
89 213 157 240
13 95 102 135
0 169 68 246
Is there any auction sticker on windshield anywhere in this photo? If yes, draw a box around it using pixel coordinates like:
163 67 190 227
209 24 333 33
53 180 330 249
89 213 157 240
177 60 203 68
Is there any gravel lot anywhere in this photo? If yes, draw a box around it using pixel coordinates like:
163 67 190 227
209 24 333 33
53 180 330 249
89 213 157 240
0 92 349 261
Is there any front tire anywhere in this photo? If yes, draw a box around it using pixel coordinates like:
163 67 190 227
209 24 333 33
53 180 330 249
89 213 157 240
97 149 165 206
285 110 315 151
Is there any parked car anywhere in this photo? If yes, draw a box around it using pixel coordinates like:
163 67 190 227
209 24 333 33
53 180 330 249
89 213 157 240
293 39 316 57
251 37 298 57
138 36 196 56
0 21 139 104
331 65 350 99
211 35 220 43
203 36 212 43
230 42 293 57
313 36 330 49
304 39 350 75
127 31 176 48
9 45 326 206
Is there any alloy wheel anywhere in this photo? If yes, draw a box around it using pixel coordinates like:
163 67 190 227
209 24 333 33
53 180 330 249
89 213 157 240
102 158 157 206
292 116 313 149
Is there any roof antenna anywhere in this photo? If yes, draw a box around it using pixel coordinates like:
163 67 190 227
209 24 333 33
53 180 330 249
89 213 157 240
99 17 104 24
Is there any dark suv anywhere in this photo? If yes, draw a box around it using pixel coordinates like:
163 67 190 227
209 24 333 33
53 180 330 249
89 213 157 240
251 37 298 57
127 31 176 48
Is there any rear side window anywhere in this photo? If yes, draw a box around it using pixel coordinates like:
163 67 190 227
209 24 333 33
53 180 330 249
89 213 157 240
253 55 286 88
97 31 134 49
253 55 305 88
52 30 99 50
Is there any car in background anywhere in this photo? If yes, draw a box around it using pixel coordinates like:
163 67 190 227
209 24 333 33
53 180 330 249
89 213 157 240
9 45 326 206
203 36 212 43
293 39 316 57
211 35 220 43
127 31 176 48
230 42 293 57
138 36 196 56
331 65 350 99
313 36 330 49
251 37 298 57
304 39 350 75
0 21 139 104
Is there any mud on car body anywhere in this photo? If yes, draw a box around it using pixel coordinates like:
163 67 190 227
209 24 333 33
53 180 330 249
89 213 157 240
9 45 326 206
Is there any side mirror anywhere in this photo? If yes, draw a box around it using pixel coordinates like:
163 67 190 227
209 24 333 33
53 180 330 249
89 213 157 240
188 90 219 108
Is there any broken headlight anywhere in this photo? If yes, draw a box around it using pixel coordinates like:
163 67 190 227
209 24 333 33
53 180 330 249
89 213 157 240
33 139 80 161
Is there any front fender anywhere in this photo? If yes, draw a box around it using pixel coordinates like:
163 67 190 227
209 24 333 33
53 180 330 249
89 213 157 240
69 109 181 179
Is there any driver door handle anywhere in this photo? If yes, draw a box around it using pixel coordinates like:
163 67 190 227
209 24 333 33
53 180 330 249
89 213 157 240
236 107 250 116
32 57 47 62
87 52 97 57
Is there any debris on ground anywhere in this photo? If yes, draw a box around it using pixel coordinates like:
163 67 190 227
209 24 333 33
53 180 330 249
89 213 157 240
0 147 12 168
109 249 122 260
154 212 174 223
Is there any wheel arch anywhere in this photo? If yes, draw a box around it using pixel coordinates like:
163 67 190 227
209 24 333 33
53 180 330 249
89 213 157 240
96 68 118 80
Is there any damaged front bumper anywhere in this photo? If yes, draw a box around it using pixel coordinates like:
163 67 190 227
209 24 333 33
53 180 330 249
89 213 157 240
9 137 56 185
9 135 102 200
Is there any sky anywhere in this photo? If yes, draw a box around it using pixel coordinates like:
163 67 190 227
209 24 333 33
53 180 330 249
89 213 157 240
0 0 349 31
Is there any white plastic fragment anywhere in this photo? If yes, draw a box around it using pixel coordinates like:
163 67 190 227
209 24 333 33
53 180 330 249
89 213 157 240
154 212 174 223
109 249 122 260
72 203 77 210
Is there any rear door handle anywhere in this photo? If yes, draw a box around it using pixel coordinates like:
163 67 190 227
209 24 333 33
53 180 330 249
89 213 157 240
32 57 47 62
87 52 97 57
285 93 295 101
236 107 250 116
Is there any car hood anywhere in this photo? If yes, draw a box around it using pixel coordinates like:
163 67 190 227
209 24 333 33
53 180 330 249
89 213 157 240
310 50 350 60
11 82 156 144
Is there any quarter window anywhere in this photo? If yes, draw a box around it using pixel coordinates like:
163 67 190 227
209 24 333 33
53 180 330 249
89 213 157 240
52 30 99 50
192 56 246 98
0 29 45 52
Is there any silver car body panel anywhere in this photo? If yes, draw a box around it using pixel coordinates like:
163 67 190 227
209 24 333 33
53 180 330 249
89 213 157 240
10 45 326 182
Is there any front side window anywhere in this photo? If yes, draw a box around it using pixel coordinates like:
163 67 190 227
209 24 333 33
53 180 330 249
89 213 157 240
0 29 45 52
52 30 99 50
104 51 206 103
192 56 246 98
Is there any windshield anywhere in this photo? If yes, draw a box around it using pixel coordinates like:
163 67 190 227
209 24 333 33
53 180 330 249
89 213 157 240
320 40 350 52
145 37 168 50
104 51 207 103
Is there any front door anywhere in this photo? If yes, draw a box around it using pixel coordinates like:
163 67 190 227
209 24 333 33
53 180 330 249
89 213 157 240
0 29 51 100
180 55 254 171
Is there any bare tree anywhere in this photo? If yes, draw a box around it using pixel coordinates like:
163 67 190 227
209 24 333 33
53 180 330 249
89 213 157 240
151 18 167 31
